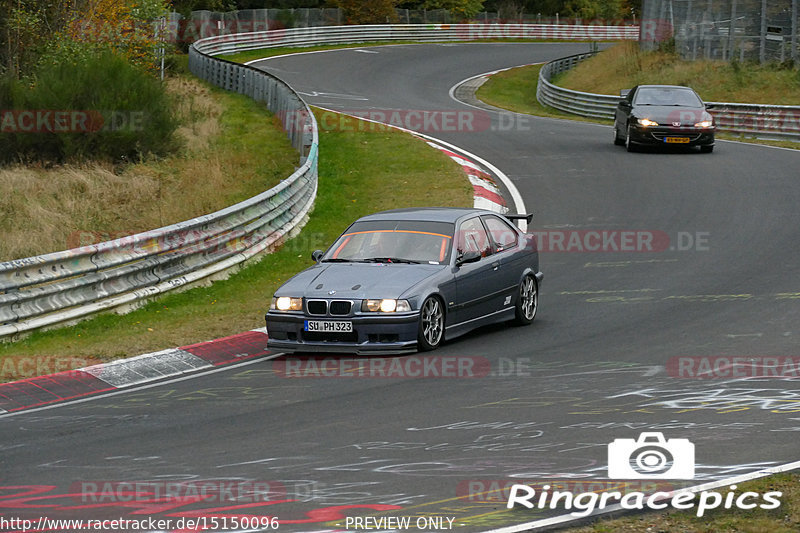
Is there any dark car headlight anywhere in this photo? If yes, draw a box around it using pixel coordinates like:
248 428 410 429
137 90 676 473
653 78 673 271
362 299 411 313
271 296 303 311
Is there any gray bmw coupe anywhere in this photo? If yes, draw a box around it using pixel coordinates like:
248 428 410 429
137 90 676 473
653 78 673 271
265 207 543 354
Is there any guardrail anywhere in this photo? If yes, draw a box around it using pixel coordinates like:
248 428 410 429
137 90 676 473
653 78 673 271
197 23 638 56
0 23 635 340
537 52 800 140
0 42 318 340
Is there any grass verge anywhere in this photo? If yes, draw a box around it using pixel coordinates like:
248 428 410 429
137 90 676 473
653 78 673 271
476 63 610 125
0 62 298 261
0 107 472 379
559 41 800 105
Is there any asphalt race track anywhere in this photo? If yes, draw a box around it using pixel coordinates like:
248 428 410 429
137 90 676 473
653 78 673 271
1 43 799 532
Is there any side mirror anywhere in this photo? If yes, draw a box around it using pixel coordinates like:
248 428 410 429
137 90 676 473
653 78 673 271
456 250 481 266
618 99 631 107
705 103 715 110
311 250 324 263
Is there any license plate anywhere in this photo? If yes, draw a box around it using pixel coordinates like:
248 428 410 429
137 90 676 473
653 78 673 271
665 137 690 143
304 320 353 333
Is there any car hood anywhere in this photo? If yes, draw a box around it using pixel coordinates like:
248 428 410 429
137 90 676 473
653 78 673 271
276 262 445 300
633 105 711 125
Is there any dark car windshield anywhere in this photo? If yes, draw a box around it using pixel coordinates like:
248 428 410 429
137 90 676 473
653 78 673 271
634 87 703 107
323 220 455 264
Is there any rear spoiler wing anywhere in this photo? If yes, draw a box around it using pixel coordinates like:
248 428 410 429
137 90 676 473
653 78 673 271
504 213 533 228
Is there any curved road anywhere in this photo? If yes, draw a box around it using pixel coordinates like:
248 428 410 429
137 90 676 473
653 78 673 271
1 43 799 532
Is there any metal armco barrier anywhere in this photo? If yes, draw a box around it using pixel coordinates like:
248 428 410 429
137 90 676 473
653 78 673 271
537 52 800 140
193 24 638 56
536 52 620 120
1 23 637 339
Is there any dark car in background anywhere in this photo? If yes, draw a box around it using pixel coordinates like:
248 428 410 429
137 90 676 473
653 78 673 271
265 207 542 354
613 85 716 153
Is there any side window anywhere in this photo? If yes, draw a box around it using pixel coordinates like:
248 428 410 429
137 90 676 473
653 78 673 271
456 217 492 258
483 216 518 252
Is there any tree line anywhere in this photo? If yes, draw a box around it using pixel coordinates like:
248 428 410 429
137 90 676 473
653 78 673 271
169 0 642 23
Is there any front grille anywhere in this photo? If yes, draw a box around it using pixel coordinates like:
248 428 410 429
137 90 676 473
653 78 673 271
307 300 327 315
307 299 352 316
329 300 352 315
368 333 399 343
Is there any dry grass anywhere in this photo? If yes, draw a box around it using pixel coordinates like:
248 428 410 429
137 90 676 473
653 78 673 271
0 76 297 260
559 41 800 104
169 76 222 152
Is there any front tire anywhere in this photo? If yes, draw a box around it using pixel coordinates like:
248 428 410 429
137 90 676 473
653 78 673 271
613 125 625 146
512 274 538 326
625 124 637 152
700 145 714 153
418 296 444 351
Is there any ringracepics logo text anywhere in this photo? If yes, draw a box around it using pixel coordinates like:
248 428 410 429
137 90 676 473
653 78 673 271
506 482 782 517
506 433 782 517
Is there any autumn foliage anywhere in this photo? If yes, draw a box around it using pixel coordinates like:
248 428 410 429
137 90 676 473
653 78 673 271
1 0 170 78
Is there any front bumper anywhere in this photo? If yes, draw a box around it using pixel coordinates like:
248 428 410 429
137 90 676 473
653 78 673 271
629 125 715 146
265 311 421 355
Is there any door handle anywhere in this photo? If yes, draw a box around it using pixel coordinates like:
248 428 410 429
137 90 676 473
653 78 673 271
492 262 500 271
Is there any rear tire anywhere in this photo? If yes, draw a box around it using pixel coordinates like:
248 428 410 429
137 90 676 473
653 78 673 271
512 274 538 326
418 296 444 351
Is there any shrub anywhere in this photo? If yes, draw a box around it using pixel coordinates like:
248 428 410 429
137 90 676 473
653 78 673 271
1 50 177 164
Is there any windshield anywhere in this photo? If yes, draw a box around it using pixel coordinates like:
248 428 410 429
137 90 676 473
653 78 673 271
634 87 703 107
323 220 454 264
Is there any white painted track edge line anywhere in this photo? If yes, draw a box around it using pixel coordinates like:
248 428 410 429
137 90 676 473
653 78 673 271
481 459 800 533
447 62 545 103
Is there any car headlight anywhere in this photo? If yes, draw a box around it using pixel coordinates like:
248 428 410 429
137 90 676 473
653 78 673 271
271 296 303 311
637 118 659 127
694 120 713 128
362 299 411 313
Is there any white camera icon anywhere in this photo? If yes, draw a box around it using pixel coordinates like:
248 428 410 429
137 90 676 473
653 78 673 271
608 432 695 479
